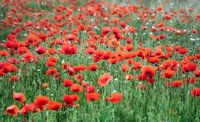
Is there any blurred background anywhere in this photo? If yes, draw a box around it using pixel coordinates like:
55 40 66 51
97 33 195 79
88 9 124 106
109 0 200 10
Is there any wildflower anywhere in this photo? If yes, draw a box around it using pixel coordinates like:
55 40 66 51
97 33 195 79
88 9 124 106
70 84 82 92
5 105 18 116
63 94 75 106
48 101 62 111
34 96 50 106
98 73 113 87
64 79 73 87
194 70 200 77
166 80 183 88
46 57 57 67
9 75 19 82
121 64 129 72
61 44 77 55
35 46 46 54
85 92 100 101
89 63 99 71
42 83 49 89
191 88 200 97
182 62 197 72
162 69 174 78
13 92 26 103
105 93 123 104
141 65 156 78
20 104 33 115
85 86 95 93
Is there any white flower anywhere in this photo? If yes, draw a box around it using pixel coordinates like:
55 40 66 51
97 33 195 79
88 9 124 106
125 25 129 30
113 90 117 93
61 60 65 64
125 75 129 80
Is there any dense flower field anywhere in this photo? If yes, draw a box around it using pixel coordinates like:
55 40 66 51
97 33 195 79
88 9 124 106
0 0 200 121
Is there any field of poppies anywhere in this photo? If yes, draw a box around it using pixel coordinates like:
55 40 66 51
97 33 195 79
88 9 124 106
0 0 200 121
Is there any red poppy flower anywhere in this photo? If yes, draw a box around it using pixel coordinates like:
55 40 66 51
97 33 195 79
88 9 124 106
61 44 78 55
0 50 9 57
9 75 19 82
98 73 113 87
192 29 198 34
124 74 133 81
132 62 142 70
48 48 57 55
75 74 83 82
121 64 129 72
178 48 188 54
85 86 95 93
46 68 59 76
74 65 87 72
191 88 200 97
85 47 96 55
7 57 19 64
37 105 45 112
70 84 82 92
147 57 160 64
141 65 155 78
195 54 200 59
194 70 200 77
20 104 33 115
105 93 123 104
5 40 18 49
162 69 174 79
162 60 179 71
13 92 26 103
66 34 79 42
64 79 73 87
185 77 197 84
70 94 80 101
66 66 75 76
34 96 50 106
39 32 47 41
2 63 18 73
85 92 100 101
30 103 40 113
48 101 62 111
89 63 99 71
112 27 121 34
63 94 75 106
35 46 46 54
182 62 197 72
82 81 89 87
22 53 34 62
125 44 134 51
46 57 57 67
137 74 148 81
128 26 136 33
108 57 119 64
101 27 110 35
5 105 18 116
166 80 183 88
